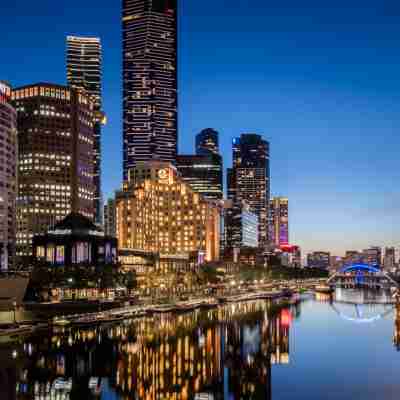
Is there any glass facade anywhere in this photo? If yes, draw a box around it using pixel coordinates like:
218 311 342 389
196 128 219 156
269 197 289 246
228 134 270 247
67 36 103 224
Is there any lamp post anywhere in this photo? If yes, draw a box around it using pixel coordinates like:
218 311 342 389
12 300 17 324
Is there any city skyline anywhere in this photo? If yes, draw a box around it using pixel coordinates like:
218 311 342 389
2 1 400 255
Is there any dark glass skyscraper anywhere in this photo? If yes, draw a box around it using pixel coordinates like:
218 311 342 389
196 128 219 156
228 134 270 247
66 35 103 224
177 128 222 200
122 0 178 181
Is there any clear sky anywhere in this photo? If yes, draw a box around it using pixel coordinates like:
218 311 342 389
1 0 400 256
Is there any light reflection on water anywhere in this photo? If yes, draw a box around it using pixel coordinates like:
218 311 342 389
0 290 398 400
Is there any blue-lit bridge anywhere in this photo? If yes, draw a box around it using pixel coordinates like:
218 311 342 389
327 264 399 290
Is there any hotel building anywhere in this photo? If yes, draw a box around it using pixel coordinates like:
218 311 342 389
67 35 104 224
0 82 17 270
228 134 270 247
116 161 220 269
122 0 178 180
269 197 289 246
12 83 95 258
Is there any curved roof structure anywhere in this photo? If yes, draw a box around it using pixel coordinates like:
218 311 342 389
339 263 380 274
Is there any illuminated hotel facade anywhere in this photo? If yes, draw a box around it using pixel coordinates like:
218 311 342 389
122 0 178 180
228 134 270 247
0 82 17 270
12 83 95 258
116 161 220 267
269 196 289 246
67 35 104 224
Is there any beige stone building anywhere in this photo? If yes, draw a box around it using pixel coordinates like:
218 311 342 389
116 161 220 268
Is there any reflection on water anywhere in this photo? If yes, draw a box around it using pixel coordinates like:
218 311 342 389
0 299 297 400
1 290 399 400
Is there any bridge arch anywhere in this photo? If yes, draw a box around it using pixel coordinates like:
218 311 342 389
327 263 399 288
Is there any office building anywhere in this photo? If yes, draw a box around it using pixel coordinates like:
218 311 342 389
307 252 330 269
269 197 289 246
67 35 104 224
176 154 223 200
225 201 259 250
363 246 382 267
196 128 219 155
116 161 220 267
228 134 270 247
384 247 396 270
122 0 178 180
104 198 117 238
0 82 17 270
12 83 95 258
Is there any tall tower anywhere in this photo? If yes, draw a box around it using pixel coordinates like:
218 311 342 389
228 134 270 247
0 82 17 270
66 35 103 224
196 128 219 156
12 83 95 259
269 197 289 246
122 0 178 181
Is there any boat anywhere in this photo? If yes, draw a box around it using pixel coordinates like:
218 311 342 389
148 304 177 313
53 317 71 327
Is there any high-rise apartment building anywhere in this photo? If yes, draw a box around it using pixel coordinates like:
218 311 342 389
116 161 220 263
0 82 17 270
196 128 219 156
12 83 95 258
66 35 104 224
363 246 382 267
122 0 178 180
269 197 289 246
228 134 270 247
104 198 117 238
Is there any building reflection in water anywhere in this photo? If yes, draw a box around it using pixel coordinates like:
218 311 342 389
1 299 298 400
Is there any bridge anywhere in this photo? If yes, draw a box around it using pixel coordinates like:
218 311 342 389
327 263 399 290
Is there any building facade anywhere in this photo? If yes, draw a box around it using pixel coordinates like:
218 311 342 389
116 161 220 266
104 198 117 238
225 202 259 250
384 247 396 271
12 83 95 259
33 213 117 267
67 35 104 224
122 0 178 180
363 246 382 267
307 252 330 269
196 128 219 156
228 134 270 247
0 82 17 270
269 197 289 246
176 154 223 200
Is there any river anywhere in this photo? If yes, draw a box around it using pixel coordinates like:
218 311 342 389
0 289 399 399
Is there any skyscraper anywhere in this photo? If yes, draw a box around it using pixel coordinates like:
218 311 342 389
104 198 117 238
66 35 104 224
0 82 17 270
269 197 289 246
122 0 178 181
12 83 95 259
176 128 222 200
228 134 270 247
384 247 396 271
196 128 219 156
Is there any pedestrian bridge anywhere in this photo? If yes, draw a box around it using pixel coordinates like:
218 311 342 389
327 264 399 290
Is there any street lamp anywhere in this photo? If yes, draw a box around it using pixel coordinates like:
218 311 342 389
12 300 17 324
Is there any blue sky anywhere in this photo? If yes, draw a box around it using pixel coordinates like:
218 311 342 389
1 0 400 255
